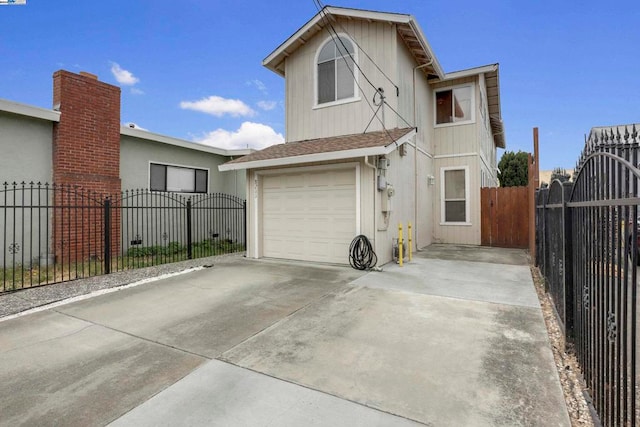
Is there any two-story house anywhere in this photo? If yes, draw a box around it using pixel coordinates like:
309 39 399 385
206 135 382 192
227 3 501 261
220 6 506 265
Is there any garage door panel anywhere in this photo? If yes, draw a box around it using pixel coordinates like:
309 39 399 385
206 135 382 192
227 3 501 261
261 168 356 264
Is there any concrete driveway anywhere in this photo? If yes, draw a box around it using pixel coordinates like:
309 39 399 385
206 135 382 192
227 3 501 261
0 246 570 426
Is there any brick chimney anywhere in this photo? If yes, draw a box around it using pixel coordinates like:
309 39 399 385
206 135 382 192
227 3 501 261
52 70 121 194
51 70 122 262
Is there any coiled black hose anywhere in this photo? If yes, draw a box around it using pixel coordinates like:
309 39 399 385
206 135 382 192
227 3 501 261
349 235 378 270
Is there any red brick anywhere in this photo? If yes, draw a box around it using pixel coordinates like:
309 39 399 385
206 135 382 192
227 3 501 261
51 70 122 261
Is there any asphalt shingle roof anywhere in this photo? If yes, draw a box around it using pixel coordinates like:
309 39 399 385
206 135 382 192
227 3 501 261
225 127 415 165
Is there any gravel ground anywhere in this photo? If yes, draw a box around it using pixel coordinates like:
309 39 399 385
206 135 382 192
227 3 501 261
531 266 596 426
0 253 244 318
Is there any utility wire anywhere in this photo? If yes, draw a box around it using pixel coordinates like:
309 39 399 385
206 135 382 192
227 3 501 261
327 12 400 96
312 1 415 142
312 1 389 137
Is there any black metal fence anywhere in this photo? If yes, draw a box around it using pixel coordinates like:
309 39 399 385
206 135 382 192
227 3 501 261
1 182 246 293
536 125 640 426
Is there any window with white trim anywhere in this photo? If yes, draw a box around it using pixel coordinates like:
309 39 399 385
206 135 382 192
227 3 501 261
435 85 474 125
316 36 356 105
150 163 208 193
441 167 469 223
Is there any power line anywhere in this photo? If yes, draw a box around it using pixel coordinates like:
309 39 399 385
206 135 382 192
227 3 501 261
327 11 400 96
312 0 387 136
311 1 415 141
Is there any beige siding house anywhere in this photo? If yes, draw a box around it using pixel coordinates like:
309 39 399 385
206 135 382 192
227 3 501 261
220 6 506 265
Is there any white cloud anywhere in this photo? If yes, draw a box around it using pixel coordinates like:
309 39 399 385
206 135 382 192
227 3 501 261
130 87 144 95
257 100 277 111
180 96 255 117
247 79 268 95
110 62 139 86
195 122 284 150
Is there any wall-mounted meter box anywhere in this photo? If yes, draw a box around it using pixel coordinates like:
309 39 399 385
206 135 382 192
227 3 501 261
377 175 387 191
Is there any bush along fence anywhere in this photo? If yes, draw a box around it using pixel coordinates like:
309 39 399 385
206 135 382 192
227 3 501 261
0 182 246 293
536 125 640 426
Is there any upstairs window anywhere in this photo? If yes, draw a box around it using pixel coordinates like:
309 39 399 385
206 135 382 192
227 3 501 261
150 163 208 193
435 85 474 125
316 36 356 105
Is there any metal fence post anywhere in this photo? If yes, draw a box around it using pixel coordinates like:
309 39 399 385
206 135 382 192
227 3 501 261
104 197 111 274
186 198 192 260
243 200 247 249
562 182 574 343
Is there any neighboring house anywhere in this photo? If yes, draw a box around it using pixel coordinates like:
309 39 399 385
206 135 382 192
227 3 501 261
220 6 506 265
539 169 574 187
0 70 249 196
0 70 250 266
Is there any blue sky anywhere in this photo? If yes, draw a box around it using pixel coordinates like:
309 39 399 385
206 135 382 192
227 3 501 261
1 0 638 170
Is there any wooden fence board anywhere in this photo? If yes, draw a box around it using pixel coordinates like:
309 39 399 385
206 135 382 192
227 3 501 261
481 186 530 248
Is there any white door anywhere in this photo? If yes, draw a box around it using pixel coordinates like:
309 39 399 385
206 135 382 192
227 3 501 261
261 167 357 264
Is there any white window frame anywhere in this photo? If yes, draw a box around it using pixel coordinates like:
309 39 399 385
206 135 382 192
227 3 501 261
434 83 476 128
149 161 209 193
313 33 360 109
440 166 471 226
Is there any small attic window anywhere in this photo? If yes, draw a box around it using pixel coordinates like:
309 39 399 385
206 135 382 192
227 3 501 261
316 35 358 106
435 84 474 126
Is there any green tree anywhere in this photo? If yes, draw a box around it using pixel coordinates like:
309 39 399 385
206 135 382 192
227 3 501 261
497 150 529 187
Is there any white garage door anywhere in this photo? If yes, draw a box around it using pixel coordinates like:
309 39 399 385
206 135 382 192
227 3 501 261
261 167 357 264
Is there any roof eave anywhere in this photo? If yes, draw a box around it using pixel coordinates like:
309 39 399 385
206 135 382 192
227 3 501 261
406 20 445 79
440 63 498 81
263 7 444 79
219 129 416 171
0 98 60 122
120 126 253 157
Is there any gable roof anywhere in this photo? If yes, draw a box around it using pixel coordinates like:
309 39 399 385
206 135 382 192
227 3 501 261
263 6 444 80
219 128 416 171
438 64 505 149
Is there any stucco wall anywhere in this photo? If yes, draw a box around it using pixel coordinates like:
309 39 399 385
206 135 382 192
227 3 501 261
120 135 245 197
0 112 53 184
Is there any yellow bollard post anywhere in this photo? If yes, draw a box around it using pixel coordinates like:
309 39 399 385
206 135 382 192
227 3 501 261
408 222 412 262
398 223 404 267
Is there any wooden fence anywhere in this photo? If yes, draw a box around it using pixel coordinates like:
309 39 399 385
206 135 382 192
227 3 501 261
480 186 530 248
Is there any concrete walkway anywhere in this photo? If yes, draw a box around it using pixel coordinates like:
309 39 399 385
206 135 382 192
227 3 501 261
0 245 570 426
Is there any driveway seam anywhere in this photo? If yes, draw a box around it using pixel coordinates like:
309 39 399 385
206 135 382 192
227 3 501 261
0 324 94 355
353 282 543 309
217 285 353 359
52 308 213 361
214 359 431 426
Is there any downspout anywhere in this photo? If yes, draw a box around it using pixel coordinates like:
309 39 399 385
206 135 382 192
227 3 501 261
363 156 377 251
412 60 433 250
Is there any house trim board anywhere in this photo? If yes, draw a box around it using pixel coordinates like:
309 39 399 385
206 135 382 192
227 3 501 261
122 126 252 158
434 152 478 159
0 98 60 122
219 129 416 172
263 7 444 79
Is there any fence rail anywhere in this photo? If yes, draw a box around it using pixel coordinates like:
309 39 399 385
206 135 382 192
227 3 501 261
536 125 640 426
1 182 246 293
